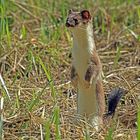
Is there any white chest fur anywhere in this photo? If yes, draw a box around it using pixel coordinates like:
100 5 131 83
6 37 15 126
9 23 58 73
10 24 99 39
72 43 89 80
72 23 95 80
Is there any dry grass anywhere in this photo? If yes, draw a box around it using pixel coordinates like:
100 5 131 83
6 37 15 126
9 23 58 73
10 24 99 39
0 0 140 139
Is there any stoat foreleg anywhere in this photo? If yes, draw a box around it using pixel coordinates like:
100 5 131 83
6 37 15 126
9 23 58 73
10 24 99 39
84 62 100 88
71 65 78 89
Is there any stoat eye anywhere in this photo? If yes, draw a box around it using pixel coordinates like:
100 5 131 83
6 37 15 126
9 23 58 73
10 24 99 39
68 9 73 14
81 10 91 20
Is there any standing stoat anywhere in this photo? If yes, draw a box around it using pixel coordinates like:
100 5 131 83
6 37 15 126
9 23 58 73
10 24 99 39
66 9 124 128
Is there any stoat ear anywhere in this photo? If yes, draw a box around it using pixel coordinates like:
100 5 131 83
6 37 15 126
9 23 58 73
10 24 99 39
81 10 91 20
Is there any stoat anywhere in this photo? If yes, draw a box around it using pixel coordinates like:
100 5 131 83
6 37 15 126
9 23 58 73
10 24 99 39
66 9 124 129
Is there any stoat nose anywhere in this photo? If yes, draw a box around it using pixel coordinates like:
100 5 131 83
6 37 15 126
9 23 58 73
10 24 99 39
66 22 70 27
66 19 71 27
66 19 75 27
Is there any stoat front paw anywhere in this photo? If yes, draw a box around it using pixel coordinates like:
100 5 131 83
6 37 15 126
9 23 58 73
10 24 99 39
83 80 91 88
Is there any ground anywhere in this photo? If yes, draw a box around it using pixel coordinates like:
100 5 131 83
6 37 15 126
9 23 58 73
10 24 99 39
0 0 140 139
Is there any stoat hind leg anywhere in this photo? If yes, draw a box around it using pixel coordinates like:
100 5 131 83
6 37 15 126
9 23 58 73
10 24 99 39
96 80 105 125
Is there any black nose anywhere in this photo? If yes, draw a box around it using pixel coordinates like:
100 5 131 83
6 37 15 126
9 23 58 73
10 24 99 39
66 19 70 27
66 22 70 27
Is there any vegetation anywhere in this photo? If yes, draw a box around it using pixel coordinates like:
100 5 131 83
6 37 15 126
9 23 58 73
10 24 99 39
0 0 140 139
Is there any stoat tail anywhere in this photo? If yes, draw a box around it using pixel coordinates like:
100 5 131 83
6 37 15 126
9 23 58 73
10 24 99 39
104 87 125 118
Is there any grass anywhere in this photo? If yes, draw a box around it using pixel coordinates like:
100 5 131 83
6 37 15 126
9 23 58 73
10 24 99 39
0 0 140 139
105 127 113 140
137 107 140 140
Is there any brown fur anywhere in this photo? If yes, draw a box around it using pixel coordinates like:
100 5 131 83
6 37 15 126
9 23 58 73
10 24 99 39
91 50 105 124
85 49 102 84
96 80 105 124
88 50 105 124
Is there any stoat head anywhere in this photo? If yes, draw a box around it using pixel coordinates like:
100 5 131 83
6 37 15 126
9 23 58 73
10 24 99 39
66 9 92 29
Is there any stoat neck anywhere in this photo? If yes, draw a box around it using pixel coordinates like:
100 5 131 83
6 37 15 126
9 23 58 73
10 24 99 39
72 22 96 52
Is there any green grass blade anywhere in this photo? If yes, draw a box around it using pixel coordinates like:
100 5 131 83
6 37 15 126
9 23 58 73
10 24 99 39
54 107 61 140
6 18 11 48
114 46 122 68
84 125 90 140
137 108 140 140
45 119 51 140
21 25 27 39
0 97 4 140
38 56 56 101
105 127 113 140
28 84 47 112
38 57 51 81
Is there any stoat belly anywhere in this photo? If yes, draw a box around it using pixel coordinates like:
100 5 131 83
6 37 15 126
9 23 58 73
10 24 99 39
78 83 98 116
72 45 89 80
72 45 98 116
